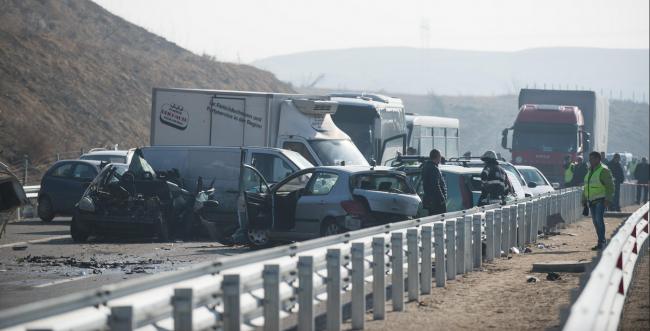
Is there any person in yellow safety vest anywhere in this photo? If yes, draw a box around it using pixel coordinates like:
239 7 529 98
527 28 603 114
628 156 638 180
562 154 575 186
581 151 615 251
405 147 417 166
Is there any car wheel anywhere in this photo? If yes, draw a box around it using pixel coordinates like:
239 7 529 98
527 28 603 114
70 213 89 242
245 228 276 250
321 218 343 237
38 197 55 222
154 212 169 242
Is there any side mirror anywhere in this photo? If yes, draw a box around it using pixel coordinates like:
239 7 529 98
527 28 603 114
552 183 560 189
501 135 508 150
527 182 538 188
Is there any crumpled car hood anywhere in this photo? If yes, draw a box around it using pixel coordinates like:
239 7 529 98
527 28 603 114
0 162 29 212
353 189 421 216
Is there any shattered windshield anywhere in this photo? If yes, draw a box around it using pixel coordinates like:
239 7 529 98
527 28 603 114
308 140 369 166
98 165 129 190
128 148 155 179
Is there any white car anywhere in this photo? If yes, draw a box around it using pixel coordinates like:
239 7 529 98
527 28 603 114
514 165 558 196
79 148 135 164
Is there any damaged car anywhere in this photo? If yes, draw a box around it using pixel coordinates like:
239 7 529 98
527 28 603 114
71 150 218 242
1 162 30 239
202 164 421 250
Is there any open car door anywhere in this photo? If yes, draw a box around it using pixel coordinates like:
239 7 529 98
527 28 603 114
237 164 272 230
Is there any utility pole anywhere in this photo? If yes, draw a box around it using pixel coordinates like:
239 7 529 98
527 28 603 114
420 18 430 49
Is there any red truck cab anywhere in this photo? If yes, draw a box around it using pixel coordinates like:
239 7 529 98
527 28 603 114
502 104 589 184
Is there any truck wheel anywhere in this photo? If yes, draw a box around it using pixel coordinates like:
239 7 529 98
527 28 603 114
70 214 89 242
38 197 55 222
245 228 275 250
320 218 343 236
154 213 169 242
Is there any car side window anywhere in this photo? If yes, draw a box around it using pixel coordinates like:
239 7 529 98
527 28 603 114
252 153 294 183
306 172 339 196
50 163 73 179
276 173 313 193
243 167 269 194
71 164 96 181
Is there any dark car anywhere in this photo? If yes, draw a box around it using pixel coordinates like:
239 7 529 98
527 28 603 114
37 160 103 222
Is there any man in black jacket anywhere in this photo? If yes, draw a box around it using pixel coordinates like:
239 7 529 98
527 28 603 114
610 153 625 211
421 149 447 215
569 156 589 187
634 157 649 204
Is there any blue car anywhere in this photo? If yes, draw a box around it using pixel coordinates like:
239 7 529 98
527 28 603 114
38 160 102 222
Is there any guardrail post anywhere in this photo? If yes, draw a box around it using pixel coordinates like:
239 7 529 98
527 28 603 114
22 155 28 186
494 209 502 259
372 237 386 320
391 232 404 311
473 214 482 269
56 153 60 162
174 288 194 331
456 217 466 275
263 265 281 331
561 192 567 228
298 256 315 331
421 226 433 293
501 207 510 254
544 196 550 228
434 223 446 287
525 202 533 244
80 148 85 157
351 243 365 330
517 204 525 247
464 216 473 272
531 200 539 242
327 249 342 331
510 206 518 249
407 229 420 302
110 306 134 331
445 221 456 280
486 211 495 262
224 274 242 331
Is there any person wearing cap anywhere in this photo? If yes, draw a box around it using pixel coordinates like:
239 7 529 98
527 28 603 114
477 150 512 206
463 151 472 160
562 154 575 187
582 151 615 250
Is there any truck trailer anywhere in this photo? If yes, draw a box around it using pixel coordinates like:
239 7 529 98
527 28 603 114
502 89 609 184
150 88 369 167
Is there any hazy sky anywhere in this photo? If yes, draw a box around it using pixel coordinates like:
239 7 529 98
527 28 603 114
93 0 649 63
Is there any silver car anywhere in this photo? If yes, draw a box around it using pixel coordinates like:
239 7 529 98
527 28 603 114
221 165 421 249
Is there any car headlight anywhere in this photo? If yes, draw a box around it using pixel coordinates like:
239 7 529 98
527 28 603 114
79 197 95 212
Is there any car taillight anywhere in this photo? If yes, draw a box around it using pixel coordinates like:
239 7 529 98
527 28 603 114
459 176 472 209
340 200 366 215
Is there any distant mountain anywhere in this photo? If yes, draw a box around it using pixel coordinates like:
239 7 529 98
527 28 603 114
253 47 649 97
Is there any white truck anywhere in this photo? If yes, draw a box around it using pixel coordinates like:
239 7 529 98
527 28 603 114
150 88 368 167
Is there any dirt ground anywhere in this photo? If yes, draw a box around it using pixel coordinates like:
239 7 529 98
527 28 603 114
620 251 650 330
342 205 645 331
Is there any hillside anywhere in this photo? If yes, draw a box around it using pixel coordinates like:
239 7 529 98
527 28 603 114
298 87 650 161
254 47 649 97
0 0 294 167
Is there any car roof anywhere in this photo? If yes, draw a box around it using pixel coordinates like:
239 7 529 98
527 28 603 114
514 165 538 170
404 164 482 174
83 150 129 156
142 145 292 153
315 165 404 175
51 159 104 167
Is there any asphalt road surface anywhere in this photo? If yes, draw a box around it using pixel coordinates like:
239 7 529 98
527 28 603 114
0 216 247 310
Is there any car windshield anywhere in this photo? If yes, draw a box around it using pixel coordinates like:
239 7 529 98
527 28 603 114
308 140 369 166
519 168 548 186
352 173 415 194
81 154 127 164
282 150 315 169
513 131 577 153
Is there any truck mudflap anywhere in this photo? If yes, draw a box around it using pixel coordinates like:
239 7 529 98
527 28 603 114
352 189 420 216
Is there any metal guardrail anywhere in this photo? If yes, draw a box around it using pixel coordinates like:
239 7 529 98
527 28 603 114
0 185 611 331
561 201 649 331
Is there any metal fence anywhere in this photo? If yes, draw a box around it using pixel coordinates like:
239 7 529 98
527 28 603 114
0 185 638 331
561 202 649 331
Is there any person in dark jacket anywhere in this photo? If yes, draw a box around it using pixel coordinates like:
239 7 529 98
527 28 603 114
634 157 649 204
478 150 512 206
569 156 589 187
609 153 625 211
421 149 447 215
600 151 609 166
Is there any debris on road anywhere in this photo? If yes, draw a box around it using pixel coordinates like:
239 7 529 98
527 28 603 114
524 247 533 253
12 246 27 250
546 272 562 281
510 247 520 254
526 276 539 283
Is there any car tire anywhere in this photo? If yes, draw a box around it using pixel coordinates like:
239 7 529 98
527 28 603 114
245 228 276 250
320 218 343 237
70 213 89 242
38 197 55 222
154 212 169 242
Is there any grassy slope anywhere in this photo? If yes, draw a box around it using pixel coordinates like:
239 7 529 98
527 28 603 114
0 0 294 167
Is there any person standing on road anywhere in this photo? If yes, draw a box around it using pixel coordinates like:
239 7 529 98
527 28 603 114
634 157 649 204
600 151 609 166
562 154 575 187
463 151 472 160
628 156 638 180
478 150 512 206
569 156 589 187
609 153 625 211
582 151 615 250
421 149 447 215
405 147 417 166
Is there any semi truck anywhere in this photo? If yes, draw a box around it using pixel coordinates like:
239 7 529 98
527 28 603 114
150 88 369 167
501 89 610 184
328 93 407 165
